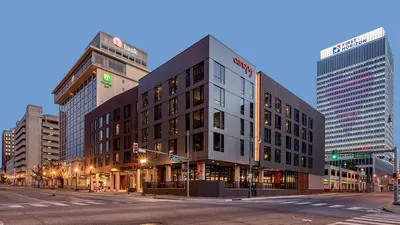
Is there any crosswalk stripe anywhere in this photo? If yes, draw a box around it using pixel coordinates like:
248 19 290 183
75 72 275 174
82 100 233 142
311 203 328 206
295 202 311 205
329 205 345 208
352 217 400 224
50 202 68 206
363 214 400 220
30 204 48 207
347 219 389 225
347 207 363 211
8 205 23 208
328 222 360 225
71 202 88 205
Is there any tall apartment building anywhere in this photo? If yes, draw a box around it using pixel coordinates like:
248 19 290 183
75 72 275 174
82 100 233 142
2 128 15 172
52 31 149 162
13 105 59 184
317 28 394 189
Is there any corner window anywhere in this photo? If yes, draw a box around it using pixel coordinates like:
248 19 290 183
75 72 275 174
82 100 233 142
214 61 225 84
154 85 162 102
169 76 178 95
213 109 224 129
264 92 271 108
213 85 225 107
142 92 148 108
285 104 291 118
275 98 281 113
264 110 271 125
213 133 224 152
264 146 271 161
193 132 204 151
193 108 204 129
169 97 178 115
275 149 281 163
154 123 162 139
193 61 204 84
193 85 204 106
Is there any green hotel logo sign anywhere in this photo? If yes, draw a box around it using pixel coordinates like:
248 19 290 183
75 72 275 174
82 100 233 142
101 73 112 88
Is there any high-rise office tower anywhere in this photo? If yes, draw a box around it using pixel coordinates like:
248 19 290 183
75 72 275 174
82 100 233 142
317 28 394 190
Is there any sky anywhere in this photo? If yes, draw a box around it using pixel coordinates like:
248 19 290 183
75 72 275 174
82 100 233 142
0 0 399 164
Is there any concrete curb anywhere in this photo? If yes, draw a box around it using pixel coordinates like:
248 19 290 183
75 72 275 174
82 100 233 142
382 203 400 214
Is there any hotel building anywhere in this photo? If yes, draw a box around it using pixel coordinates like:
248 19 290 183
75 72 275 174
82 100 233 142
2 128 15 172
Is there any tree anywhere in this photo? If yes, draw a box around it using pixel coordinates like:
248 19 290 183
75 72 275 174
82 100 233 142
344 160 357 171
31 164 44 188
0 174 7 182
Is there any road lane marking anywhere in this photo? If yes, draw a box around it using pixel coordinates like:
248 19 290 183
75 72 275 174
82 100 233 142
295 202 311 205
8 205 23 208
281 201 297 204
49 202 68 206
71 202 89 205
84 201 104 205
329 204 345 208
346 207 363 211
311 203 327 206
11 193 43 202
30 204 48 207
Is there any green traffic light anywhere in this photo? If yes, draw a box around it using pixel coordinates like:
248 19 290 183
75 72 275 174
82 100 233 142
332 154 337 159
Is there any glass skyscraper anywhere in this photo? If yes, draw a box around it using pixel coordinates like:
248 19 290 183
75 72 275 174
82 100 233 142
317 28 394 180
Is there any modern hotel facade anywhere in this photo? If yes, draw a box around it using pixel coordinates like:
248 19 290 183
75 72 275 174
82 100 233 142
1 128 15 172
317 28 394 190
52 31 149 164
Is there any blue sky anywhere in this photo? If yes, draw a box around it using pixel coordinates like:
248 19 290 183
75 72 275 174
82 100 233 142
0 1 399 163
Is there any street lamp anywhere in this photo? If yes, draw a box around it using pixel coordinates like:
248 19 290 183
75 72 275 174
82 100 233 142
52 171 56 188
75 168 79 192
140 158 147 196
89 166 93 192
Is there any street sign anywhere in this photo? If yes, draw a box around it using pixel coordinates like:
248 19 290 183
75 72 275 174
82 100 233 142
138 148 146 153
248 173 253 179
354 153 372 158
170 156 182 163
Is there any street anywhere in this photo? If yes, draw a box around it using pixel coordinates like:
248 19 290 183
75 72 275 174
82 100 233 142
0 184 399 225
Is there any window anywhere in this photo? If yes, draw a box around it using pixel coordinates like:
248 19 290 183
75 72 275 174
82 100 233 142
193 61 204 84
301 156 307 168
213 133 224 152
264 110 271 125
169 97 178 115
142 92 148 108
114 123 120 135
275 132 281 146
193 132 204 151
105 141 110 152
99 130 103 141
113 138 120 150
98 156 103 167
98 143 103 154
186 91 190 109
169 118 178 135
141 128 148 142
105 127 110 139
286 152 292 165
154 104 162 120
285 120 292 133
301 128 307 140
286 136 292 149
275 98 281 113
308 117 313 130
250 141 254 158
193 109 204 129
169 76 178 95
154 143 162 158
168 139 177 155
142 110 148 124
250 82 254 99
124 120 130 133
123 151 131 164
193 85 204 106
294 109 299 122
99 117 103 128
294 139 299 151
154 123 162 139
124 104 131 118
285 104 291 118
308 131 313 142
294 154 299 166
294 124 299 137
105 154 110 166
213 85 225 107
240 119 244 135
124 136 131 149
240 98 245 115
302 113 307 126
250 122 254 138
264 146 271 161
185 113 190 131
213 109 224 129
113 108 120 121
275 149 281 163
308 157 313 169
154 85 162 102
240 77 245 95
240 139 244 156
275 115 281 129
250 102 254 119
113 152 120 164
264 92 271 108
301 142 307 154
214 61 225 84
264 128 271 143
186 69 190 87
308 144 313 156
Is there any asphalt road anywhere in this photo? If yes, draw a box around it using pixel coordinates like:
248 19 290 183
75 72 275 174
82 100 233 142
0 184 398 225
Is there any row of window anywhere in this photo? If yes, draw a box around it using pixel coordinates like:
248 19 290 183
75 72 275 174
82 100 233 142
326 111 385 126
90 151 133 168
326 123 385 136
326 139 385 150
326 128 385 140
326 118 385 131
100 43 147 68
325 106 385 121
318 78 385 100
324 101 385 117
263 128 313 155
319 90 385 110
317 74 384 96
263 146 313 168
317 83 385 104
90 135 133 155
326 133 385 145
319 96 385 113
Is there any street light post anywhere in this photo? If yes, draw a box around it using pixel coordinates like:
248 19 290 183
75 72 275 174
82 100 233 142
140 159 147 196
74 168 78 192
52 171 56 188
89 166 93 192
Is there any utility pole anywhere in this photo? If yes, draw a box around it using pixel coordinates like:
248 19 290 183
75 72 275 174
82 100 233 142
186 130 190 197
248 138 253 198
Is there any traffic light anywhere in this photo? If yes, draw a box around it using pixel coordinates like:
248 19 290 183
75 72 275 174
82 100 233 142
331 151 338 160
133 142 139 154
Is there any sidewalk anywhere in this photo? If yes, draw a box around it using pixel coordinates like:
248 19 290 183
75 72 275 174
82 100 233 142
383 203 400 214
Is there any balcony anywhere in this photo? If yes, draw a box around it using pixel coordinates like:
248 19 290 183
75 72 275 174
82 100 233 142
42 141 59 148
42 128 59 136
14 148 26 157
42 134 59 142
42 122 59 130
42 147 59 155
15 167 26 173
15 140 26 151
14 153 26 162
14 160 26 168
42 154 59 161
